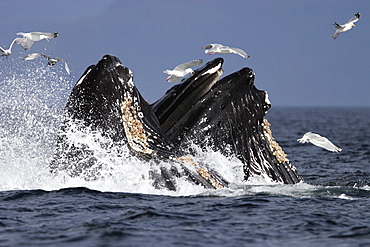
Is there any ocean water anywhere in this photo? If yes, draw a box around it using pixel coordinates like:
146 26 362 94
1 60 370 246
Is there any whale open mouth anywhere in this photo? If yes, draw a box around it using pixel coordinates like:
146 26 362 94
51 54 301 190
51 55 230 189
162 67 300 184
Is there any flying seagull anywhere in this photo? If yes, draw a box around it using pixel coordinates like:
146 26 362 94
16 32 59 50
331 12 360 40
163 59 203 82
23 53 71 75
0 37 25 57
202 43 250 58
297 132 342 153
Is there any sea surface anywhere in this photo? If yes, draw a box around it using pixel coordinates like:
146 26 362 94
1 62 370 246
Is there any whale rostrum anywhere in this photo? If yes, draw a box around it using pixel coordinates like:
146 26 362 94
50 55 301 190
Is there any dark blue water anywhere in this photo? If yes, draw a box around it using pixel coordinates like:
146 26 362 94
1 185 370 247
1 107 369 247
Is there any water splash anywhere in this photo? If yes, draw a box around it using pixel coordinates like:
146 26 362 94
1 58 368 199
0 57 72 191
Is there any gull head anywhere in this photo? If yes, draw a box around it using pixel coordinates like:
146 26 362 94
297 132 311 143
48 59 58 66
185 68 194 75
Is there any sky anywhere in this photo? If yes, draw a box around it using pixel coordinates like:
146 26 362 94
1 0 369 107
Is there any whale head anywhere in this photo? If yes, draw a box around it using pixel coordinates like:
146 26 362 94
51 54 300 188
51 55 230 190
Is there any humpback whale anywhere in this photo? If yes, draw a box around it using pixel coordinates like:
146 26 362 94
51 54 301 190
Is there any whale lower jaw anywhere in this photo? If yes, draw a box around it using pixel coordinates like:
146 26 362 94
51 54 301 190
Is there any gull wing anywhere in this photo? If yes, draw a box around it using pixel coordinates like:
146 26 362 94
308 133 342 152
30 32 59 40
166 74 180 83
229 47 250 58
39 53 51 59
62 60 71 75
174 59 203 71
202 44 215 49
346 12 360 25
8 38 24 50
333 22 344 30
54 57 65 63
23 53 43 60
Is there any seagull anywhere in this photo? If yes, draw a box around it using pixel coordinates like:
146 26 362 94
16 32 59 50
0 37 25 57
23 53 71 75
297 132 342 152
331 12 360 40
163 59 203 82
202 43 250 58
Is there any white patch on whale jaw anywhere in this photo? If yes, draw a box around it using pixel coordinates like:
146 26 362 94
264 91 271 106
189 62 223 83
114 62 157 157
262 119 289 164
126 69 134 87
76 68 92 86
170 155 225 189
116 68 228 189
120 93 155 157
200 63 223 77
